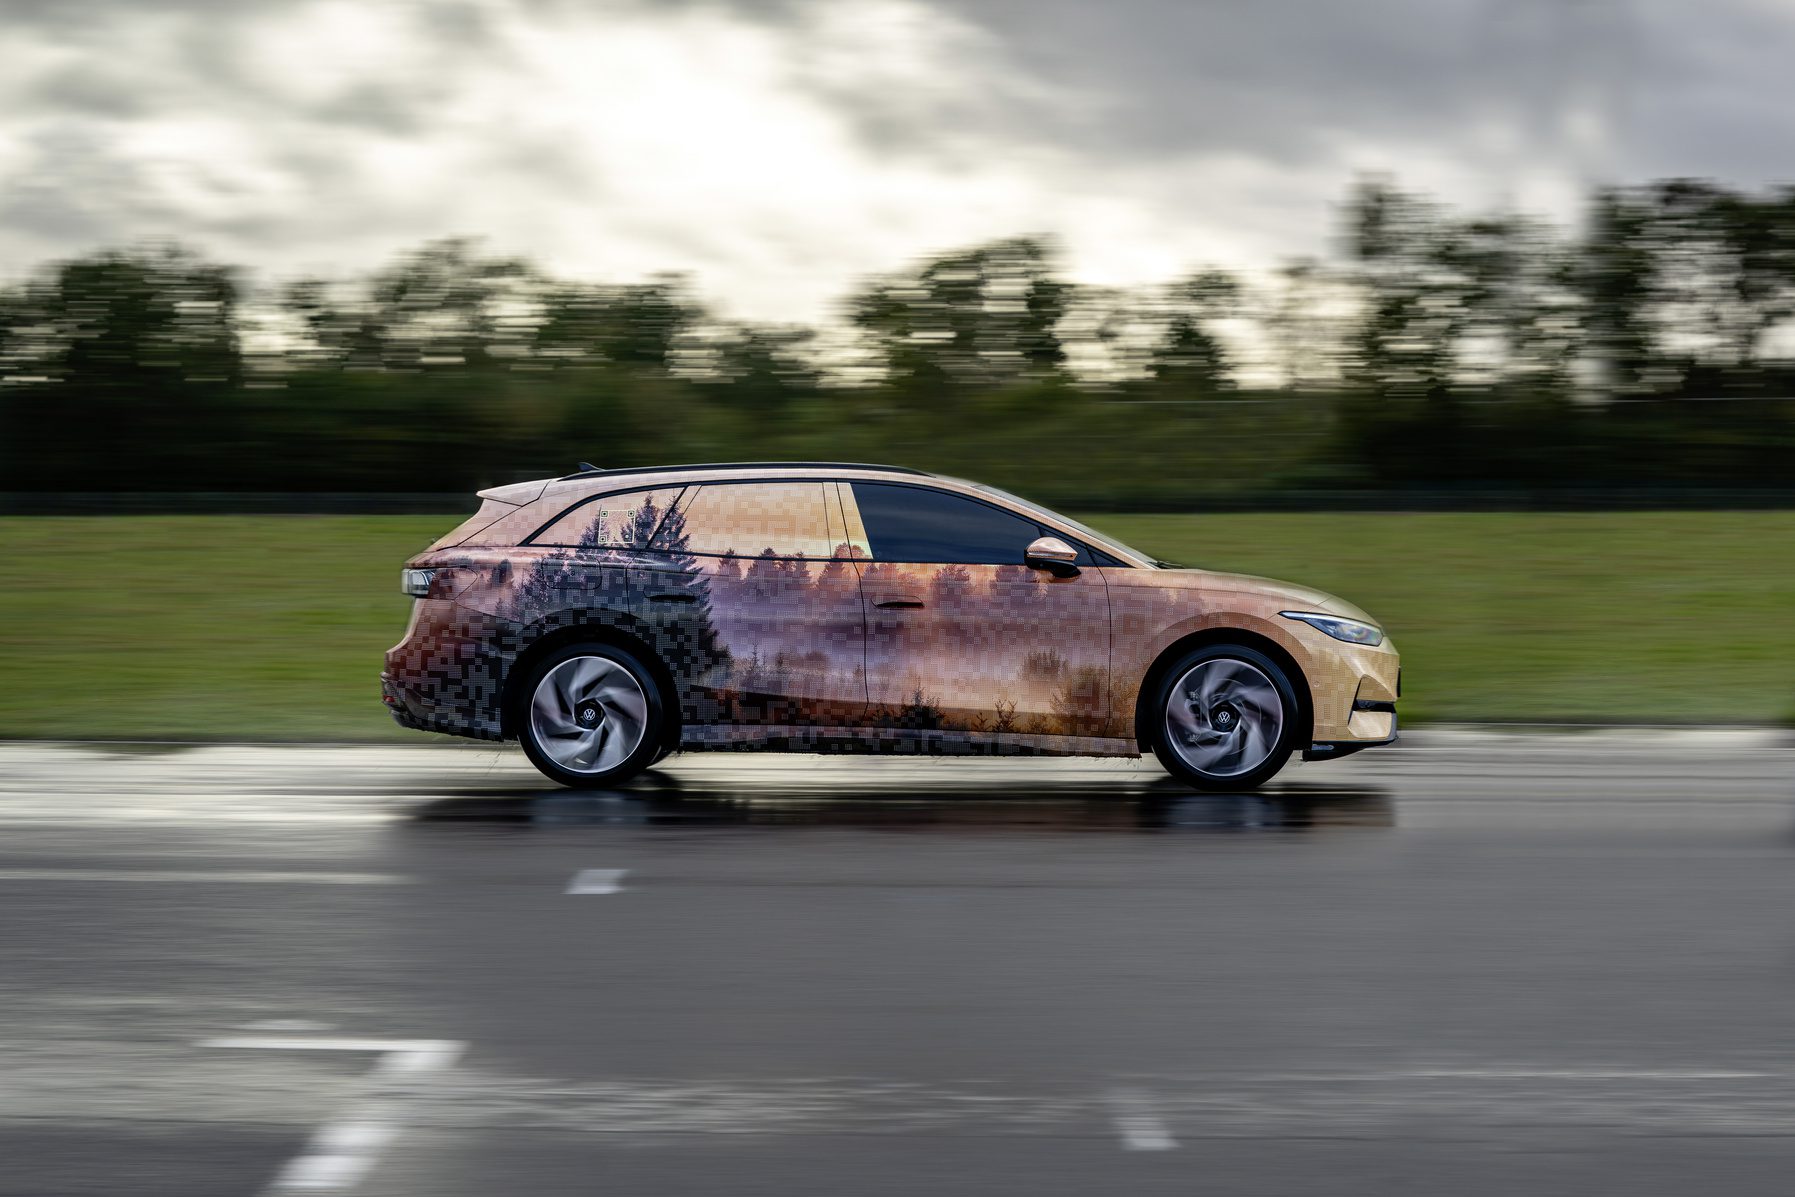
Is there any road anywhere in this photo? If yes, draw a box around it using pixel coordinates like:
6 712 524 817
2 730 1793 1196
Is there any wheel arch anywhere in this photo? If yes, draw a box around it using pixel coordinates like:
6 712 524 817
502 616 680 750
1132 627 1313 753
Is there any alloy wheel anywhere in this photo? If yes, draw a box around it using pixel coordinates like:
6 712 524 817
1164 657 1286 779
529 655 649 774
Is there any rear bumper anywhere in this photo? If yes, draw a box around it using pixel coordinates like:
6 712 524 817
381 598 509 741
380 670 503 739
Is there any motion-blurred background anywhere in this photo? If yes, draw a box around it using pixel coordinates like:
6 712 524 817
1 0 1791 741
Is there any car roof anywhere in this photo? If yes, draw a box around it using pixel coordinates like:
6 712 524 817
556 461 932 482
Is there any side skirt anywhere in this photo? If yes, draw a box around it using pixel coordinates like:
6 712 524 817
679 725 1141 758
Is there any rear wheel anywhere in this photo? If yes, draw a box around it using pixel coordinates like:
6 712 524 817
516 643 664 788
1150 644 1299 791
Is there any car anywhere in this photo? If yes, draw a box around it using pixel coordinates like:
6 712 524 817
382 462 1399 790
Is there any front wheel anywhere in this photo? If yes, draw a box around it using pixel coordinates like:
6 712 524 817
516 643 665 788
1150 644 1299 791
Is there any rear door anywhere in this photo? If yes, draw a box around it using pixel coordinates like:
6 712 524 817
637 480 868 733
845 482 1116 740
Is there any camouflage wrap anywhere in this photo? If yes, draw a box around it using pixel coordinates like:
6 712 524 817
383 469 1399 757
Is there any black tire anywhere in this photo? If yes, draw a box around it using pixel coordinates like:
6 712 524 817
1149 643 1300 791
514 642 666 789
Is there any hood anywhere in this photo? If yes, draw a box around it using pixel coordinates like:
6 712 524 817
1160 568 1376 623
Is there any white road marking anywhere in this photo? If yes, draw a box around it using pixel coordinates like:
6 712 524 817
204 1036 465 1192
567 868 628 895
1105 1087 1177 1151
0 868 410 885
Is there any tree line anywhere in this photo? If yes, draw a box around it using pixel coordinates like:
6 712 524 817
3 177 1794 508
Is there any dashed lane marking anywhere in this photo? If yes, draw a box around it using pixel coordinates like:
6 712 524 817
1105 1087 1177 1151
566 868 628 895
203 1037 465 1193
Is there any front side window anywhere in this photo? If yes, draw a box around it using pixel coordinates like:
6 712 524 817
966 483 1140 566
677 482 837 559
850 482 1057 565
532 487 683 549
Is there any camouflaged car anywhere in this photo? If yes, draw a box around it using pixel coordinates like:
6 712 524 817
383 462 1399 789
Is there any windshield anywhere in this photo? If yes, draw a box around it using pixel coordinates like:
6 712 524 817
965 482 1162 567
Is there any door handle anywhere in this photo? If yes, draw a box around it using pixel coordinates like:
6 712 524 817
649 592 697 604
873 596 925 609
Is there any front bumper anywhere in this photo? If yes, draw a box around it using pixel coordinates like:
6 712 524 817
1288 622 1400 743
1304 706 1398 761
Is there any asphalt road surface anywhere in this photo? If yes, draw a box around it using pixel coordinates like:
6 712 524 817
3 730 1793 1196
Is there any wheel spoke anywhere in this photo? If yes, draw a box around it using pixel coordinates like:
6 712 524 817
1234 682 1278 721
1237 716 1269 768
532 686 575 735
560 727 603 769
1167 700 1203 739
565 656 606 703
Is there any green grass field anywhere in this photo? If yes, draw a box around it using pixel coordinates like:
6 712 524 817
1 512 1791 740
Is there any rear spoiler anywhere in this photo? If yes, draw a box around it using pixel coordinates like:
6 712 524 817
474 478 552 506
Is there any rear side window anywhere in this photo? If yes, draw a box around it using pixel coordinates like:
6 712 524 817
677 482 837 558
532 487 683 548
851 482 1054 565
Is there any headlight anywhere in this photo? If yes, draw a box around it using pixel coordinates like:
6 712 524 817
1279 611 1383 646
401 568 437 598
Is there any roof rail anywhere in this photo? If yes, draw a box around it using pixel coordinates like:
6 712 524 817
557 461 931 481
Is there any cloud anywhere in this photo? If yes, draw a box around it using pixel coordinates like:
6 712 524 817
0 0 1791 322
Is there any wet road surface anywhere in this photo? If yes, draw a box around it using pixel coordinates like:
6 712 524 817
2 731 1793 1195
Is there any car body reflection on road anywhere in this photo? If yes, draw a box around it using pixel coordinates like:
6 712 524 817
409 783 1394 833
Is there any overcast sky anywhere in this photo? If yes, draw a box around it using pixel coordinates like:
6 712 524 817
2 0 1791 321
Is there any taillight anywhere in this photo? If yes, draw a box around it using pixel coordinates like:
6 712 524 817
401 568 436 598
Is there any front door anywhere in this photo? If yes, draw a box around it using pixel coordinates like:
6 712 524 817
637 480 867 736
845 481 1116 742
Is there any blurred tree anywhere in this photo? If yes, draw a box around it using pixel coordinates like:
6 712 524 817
849 237 1068 391
682 321 818 413
1579 180 1795 396
6 177 1795 501
1340 179 1581 404
0 245 242 487
46 245 242 389
0 282 40 382
1579 186 1672 396
1343 180 1465 403
1262 257 1333 391
1147 269 1241 393
534 275 697 370
285 238 535 370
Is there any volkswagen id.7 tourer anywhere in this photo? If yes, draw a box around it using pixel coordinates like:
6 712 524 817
383 462 1399 789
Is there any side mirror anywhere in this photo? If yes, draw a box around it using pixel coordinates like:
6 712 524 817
1025 535 1080 576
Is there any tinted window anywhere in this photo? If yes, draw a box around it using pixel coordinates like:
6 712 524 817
678 482 836 558
532 487 682 548
852 482 1051 565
